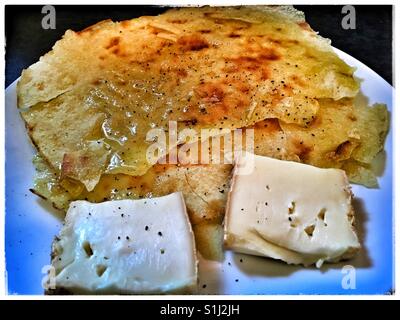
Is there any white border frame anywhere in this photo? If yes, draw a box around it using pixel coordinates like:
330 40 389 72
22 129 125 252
0 0 398 300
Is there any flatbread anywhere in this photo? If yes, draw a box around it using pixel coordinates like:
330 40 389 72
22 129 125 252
18 6 359 191
281 98 389 187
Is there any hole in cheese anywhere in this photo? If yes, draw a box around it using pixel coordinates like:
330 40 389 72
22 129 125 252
96 264 107 277
82 241 93 257
288 201 296 214
304 224 316 237
317 208 328 226
317 208 326 220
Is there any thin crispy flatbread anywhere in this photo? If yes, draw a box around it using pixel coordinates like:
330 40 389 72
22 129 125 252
18 6 359 191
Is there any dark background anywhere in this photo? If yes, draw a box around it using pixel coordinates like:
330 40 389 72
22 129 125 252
5 5 393 87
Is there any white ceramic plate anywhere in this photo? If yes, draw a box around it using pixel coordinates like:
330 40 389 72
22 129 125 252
5 49 394 295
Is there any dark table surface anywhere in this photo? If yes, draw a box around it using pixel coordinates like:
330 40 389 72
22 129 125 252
5 5 393 88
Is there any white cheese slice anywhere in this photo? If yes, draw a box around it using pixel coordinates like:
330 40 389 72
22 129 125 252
224 152 360 267
50 192 198 294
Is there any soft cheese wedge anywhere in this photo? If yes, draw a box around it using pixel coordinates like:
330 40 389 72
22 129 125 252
224 153 360 267
48 192 198 294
